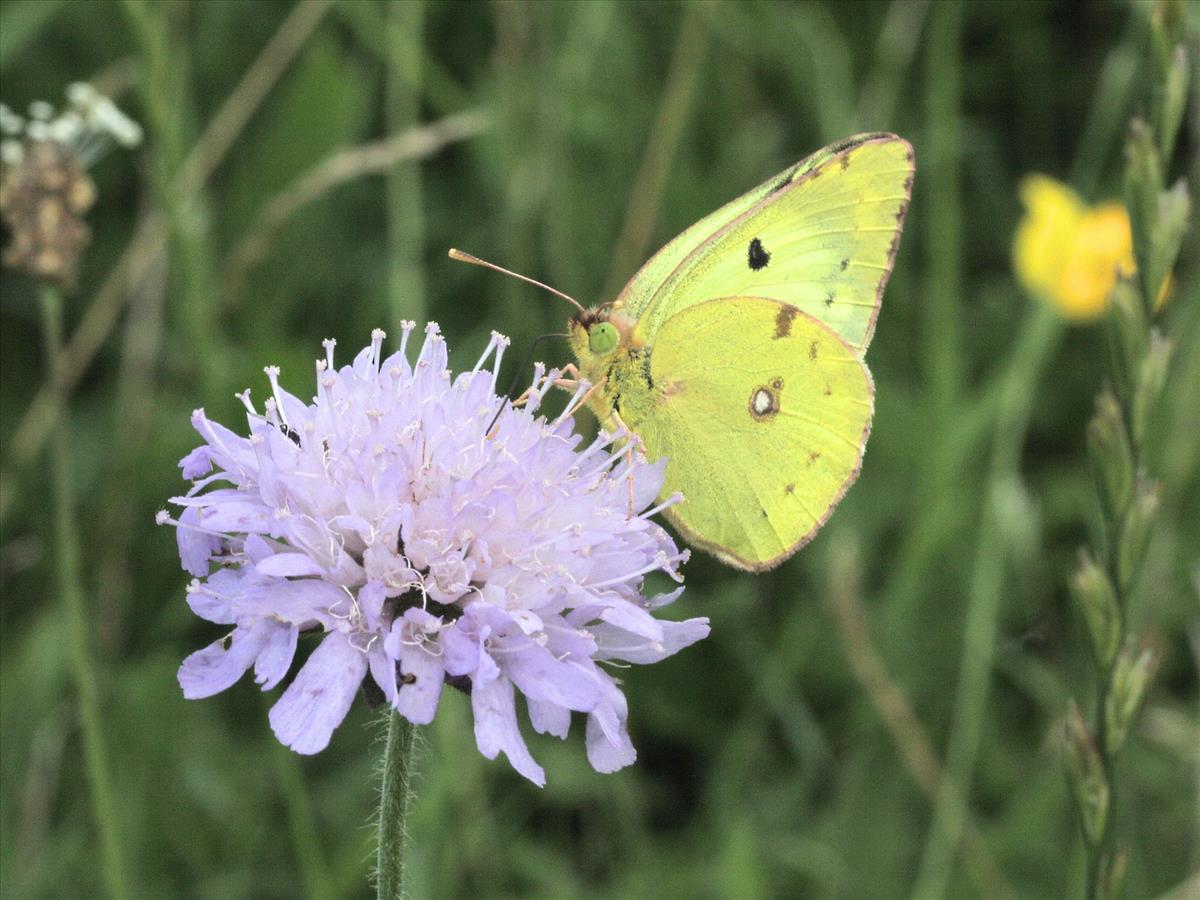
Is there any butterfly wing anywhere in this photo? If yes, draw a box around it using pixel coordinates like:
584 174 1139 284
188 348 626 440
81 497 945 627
622 134 913 356
624 296 873 571
611 135 869 322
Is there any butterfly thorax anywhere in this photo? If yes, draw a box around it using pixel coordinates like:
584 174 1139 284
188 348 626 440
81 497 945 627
567 308 656 427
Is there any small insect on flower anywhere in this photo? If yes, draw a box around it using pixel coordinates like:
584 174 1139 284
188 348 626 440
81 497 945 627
159 324 708 786
1012 175 1168 321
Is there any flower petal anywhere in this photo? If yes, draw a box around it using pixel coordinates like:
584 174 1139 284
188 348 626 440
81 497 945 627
598 599 664 642
368 645 397 706
178 622 273 699
585 684 636 774
528 699 571 739
254 624 299 690
441 623 481 677
471 672 545 787
268 632 367 755
179 445 213 479
394 637 444 725
177 506 220 577
256 553 326 578
501 643 602 712
591 617 710 664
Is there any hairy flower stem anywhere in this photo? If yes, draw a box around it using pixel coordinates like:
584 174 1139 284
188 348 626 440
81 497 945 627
377 711 417 900
40 284 130 899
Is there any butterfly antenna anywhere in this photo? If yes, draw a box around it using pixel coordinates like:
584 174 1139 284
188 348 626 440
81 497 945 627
448 248 587 315
485 332 568 434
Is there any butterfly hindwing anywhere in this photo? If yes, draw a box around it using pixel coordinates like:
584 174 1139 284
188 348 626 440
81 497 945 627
623 296 874 571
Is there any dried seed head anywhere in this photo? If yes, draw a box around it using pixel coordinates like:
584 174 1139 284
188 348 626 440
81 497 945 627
0 139 96 288
0 85 139 287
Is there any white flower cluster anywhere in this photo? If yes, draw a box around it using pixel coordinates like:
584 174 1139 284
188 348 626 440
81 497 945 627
1 82 141 168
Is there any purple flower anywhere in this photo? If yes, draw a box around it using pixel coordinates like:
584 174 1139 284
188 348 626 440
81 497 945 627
159 324 707 785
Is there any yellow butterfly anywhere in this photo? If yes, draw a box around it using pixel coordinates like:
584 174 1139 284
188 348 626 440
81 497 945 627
458 133 913 571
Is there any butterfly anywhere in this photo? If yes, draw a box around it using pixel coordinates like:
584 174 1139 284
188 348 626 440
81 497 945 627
454 132 913 571
566 133 915 571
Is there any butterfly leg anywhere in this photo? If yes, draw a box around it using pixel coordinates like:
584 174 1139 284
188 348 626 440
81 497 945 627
507 366 584 413
604 408 644 518
489 369 602 439
542 366 637 512
548 365 610 420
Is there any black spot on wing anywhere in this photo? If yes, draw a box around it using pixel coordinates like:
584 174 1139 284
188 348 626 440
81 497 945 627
824 292 835 308
839 258 849 271
748 237 770 271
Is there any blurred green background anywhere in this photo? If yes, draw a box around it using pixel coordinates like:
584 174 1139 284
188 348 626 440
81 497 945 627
1 0 1197 897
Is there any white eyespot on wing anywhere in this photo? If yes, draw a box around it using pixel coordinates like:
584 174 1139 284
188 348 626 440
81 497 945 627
749 386 779 420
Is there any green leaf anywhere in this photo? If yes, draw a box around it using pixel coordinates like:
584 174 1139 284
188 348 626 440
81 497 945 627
0 0 64 70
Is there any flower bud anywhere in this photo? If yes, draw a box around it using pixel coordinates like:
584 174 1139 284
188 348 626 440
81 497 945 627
1105 644 1155 756
1124 119 1161 308
1097 843 1129 900
1131 331 1174 450
1116 476 1160 594
1070 550 1122 670
1151 0 1188 78
1104 280 1148 401
1144 180 1189 321
1087 390 1133 523
1155 44 1188 162
1064 699 1109 846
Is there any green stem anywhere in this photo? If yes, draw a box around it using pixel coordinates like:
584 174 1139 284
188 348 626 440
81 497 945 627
922 0 964 421
39 284 130 900
1085 683 1115 899
122 0 223 397
271 729 334 900
376 710 418 900
386 0 427 331
913 305 1063 899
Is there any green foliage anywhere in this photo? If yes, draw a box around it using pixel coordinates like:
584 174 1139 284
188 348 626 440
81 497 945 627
1 1 1196 898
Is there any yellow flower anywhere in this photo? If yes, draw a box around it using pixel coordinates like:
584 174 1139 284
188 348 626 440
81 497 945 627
1013 175 1143 322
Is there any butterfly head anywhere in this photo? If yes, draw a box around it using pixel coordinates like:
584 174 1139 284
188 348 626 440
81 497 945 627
567 304 634 375
444 249 632 380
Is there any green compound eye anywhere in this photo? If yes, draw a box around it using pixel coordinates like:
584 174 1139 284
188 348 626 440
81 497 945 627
589 321 619 354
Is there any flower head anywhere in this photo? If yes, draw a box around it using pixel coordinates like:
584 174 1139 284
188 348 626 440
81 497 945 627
1013 175 1167 322
160 324 707 785
0 84 141 287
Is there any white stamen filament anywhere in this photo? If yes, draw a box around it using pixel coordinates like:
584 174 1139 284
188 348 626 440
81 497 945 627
643 492 684 519
263 366 291 429
555 378 592 426
370 328 386 369
585 551 673 590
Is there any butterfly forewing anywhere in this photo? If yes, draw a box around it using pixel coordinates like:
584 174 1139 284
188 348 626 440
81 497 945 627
611 134 889 322
629 134 913 356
